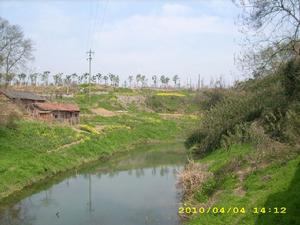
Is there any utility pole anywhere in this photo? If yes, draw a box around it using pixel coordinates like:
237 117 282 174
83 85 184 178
86 49 94 102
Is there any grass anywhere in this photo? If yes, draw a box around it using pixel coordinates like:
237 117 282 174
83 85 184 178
185 144 300 225
0 109 198 200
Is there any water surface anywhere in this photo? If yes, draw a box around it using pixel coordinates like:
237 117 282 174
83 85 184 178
0 142 186 225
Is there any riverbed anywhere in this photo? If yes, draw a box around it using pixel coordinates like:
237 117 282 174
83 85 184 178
0 142 187 225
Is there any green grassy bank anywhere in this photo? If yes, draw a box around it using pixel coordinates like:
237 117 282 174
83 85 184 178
0 87 199 201
183 144 300 225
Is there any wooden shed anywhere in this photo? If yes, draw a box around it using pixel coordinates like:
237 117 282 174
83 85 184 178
0 89 45 109
33 102 80 124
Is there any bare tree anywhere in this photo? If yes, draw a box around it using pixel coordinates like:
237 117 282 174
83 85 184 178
0 17 33 85
235 0 300 76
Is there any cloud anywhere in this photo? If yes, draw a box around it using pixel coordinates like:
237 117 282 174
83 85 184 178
88 3 239 84
93 3 236 54
161 3 191 16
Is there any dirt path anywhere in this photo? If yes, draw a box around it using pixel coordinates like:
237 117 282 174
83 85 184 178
91 107 124 117
47 138 85 153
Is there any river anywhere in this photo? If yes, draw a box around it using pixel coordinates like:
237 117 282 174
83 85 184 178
0 142 187 225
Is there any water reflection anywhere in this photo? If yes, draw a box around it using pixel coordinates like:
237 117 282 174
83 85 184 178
0 142 186 225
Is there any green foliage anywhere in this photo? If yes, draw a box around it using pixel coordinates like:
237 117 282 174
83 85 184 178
0 110 196 200
194 178 217 202
187 145 300 225
186 68 292 154
195 88 228 110
185 92 264 152
280 57 300 100
145 94 197 113
0 112 20 130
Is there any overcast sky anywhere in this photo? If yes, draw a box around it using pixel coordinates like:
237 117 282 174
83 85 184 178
0 0 242 86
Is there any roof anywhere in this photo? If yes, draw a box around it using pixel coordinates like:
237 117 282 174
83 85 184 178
0 89 45 101
34 102 80 112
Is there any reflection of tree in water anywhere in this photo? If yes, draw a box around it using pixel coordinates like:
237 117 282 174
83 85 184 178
128 169 132 175
152 167 156 175
40 189 53 207
0 201 36 225
160 165 170 176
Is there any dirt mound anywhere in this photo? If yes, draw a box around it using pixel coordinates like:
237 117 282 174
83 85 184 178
117 95 152 112
91 107 120 117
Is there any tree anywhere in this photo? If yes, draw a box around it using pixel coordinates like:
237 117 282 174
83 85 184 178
41 71 50 86
128 75 133 88
0 17 33 85
140 75 146 87
108 73 115 86
53 73 63 86
91 74 97 84
165 76 170 87
172 75 179 88
113 75 120 87
64 74 72 94
136 74 142 87
81 73 89 84
160 75 165 88
71 73 78 84
17 73 26 85
96 73 102 84
235 0 300 76
29 73 38 86
103 75 108 85
152 75 157 88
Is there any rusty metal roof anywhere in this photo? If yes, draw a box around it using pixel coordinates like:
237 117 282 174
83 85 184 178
34 102 80 112
0 89 45 101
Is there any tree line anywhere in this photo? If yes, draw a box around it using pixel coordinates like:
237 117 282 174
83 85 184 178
1 71 184 89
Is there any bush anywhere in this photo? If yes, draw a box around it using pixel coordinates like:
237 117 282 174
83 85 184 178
194 88 228 110
0 112 20 130
280 57 300 100
185 72 288 154
185 92 264 153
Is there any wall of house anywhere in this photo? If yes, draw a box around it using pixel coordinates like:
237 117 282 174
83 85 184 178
52 111 79 125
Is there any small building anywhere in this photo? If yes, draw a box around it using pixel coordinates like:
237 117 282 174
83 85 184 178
0 89 45 109
33 102 80 124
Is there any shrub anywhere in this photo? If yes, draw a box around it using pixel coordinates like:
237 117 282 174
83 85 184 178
280 57 300 100
177 161 213 197
185 92 263 153
185 72 288 154
0 111 20 130
195 88 228 110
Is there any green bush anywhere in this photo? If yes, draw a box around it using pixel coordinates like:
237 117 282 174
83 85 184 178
185 72 288 154
280 57 300 100
194 88 228 110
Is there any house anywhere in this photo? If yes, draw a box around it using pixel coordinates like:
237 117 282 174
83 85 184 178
0 89 45 108
32 102 80 124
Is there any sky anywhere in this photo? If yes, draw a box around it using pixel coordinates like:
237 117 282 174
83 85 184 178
0 0 242 86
